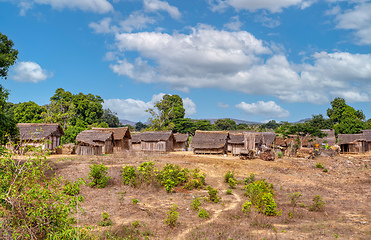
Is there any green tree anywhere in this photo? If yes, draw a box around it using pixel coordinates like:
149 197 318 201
135 121 147 131
173 118 195 134
0 32 19 79
14 101 46 123
101 108 120 127
306 114 333 129
193 120 213 132
0 87 18 144
214 118 237 130
72 92 104 125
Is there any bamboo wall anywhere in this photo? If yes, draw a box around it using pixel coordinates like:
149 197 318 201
231 144 244 156
174 142 187 151
141 140 173 152
76 145 102 155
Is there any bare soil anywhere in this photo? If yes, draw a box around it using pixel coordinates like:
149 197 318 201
49 151 371 239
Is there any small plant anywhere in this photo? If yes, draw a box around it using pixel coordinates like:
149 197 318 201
88 163 111 188
63 178 85 196
288 209 293 219
309 195 325 212
224 171 237 189
132 220 140 228
207 186 221 203
122 165 137 187
99 211 113 226
226 189 232 195
323 168 328 172
315 162 324 169
132 198 139 205
277 151 283 158
300 203 306 207
334 234 339 238
261 192 281 216
184 168 206 190
164 204 179 228
198 208 210 219
243 173 256 185
191 197 201 211
138 161 158 183
288 192 302 207
242 200 252 213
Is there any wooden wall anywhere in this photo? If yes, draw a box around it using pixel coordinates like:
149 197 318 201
173 142 186 151
231 144 244 156
141 141 172 152
193 147 226 154
76 145 102 155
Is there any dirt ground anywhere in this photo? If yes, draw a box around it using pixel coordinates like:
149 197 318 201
49 151 371 240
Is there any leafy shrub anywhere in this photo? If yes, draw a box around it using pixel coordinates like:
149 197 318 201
63 178 85 196
288 192 302 207
184 169 206 190
224 171 238 189
261 193 281 216
309 195 325 212
198 208 210 219
226 189 232 195
191 197 201 211
242 200 252 213
122 166 137 187
315 162 324 169
88 163 111 188
243 173 256 185
99 212 113 226
164 204 179 228
138 161 158 183
132 220 140 228
207 186 221 203
132 199 139 205
157 163 189 192
277 151 283 158
323 168 328 172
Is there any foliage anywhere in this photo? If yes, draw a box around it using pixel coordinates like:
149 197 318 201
259 120 280 131
309 195 325 212
226 189 232 195
132 199 139 205
242 200 252 213
277 151 283 158
157 163 189 192
0 87 18 144
14 101 46 123
214 118 237 131
306 114 333 130
137 161 158 184
315 162 324 169
63 178 85 196
243 173 256 185
122 166 137 187
88 163 111 188
132 220 140 228
207 186 221 203
224 171 237 189
183 168 206 190
191 197 201 211
99 212 113 226
288 192 302 207
0 32 19 79
135 121 147 131
0 146 84 239
164 204 179 228
198 208 210 219
101 108 121 128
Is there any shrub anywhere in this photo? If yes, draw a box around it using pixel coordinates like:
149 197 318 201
132 199 139 205
207 186 221 203
138 161 158 183
243 173 256 185
191 197 201 211
315 162 324 169
288 192 302 207
277 151 283 158
88 163 111 188
261 192 281 216
157 163 189 192
99 212 113 226
63 178 85 196
242 200 252 213
309 195 325 212
323 168 328 173
226 189 232 195
198 208 210 219
122 166 137 187
132 220 140 228
184 169 206 190
164 204 179 228
224 171 238 189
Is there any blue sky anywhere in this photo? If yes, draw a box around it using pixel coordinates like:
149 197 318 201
1 0 371 123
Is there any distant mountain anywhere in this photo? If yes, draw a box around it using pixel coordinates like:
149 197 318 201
119 119 136 126
202 118 260 125
292 118 311 124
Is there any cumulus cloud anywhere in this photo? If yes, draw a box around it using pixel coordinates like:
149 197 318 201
333 2 371 45
10 61 53 83
224 16 243 31
217 102 230 108
143 0 181 19
236 101 290 118
17 0 113 14
120 12 157 32
103 93 196 121
209 0 312 13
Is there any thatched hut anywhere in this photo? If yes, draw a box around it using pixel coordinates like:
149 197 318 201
191 131 230 154
244 132 276 150
173 133 189 151
17 123 64 150
337 134 366 154
92 127 131 152
130 133 142 151
139 131 174 152
76 130 114 155
360 130 371 152
315 129 336 146
228 133 244 156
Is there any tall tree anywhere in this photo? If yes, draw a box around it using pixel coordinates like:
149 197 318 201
0 32 19 79
306 114 333 130
214 118 237 130
101 108 120 128
14 101 45 123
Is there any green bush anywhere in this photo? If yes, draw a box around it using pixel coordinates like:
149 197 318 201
184 169 206 190
242 200 252 213
288 192 302 207
157 163 189 192
277 151 283 158
99 212 113 226
132 220 140 228
122 166 137 187
198 208 210 219
191 197 201 211
138 161 158 183
261 193 281 216
207 186 221 203
63 178 85 196
132 199 139 205
315 162 324 169
164 204 179 228
224 171 238 189
309 195 325 212
226 189 232 195
88 163 111 188
243 173 256 185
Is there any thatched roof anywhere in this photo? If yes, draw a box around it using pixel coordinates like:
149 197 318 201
274 136 285 146
131 134 142 143
76 130 113 146
337 134 366 144
17 123 64 140
361 130 371 142
92 127 131 140
174 133 188 143
261 132 276 146
229 133 244 144
191 131 230 149
140 131 174 142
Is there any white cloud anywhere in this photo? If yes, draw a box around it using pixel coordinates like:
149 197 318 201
103 93 196 121
209 0 311 13
224 16 243 31
10 61 53 83
120 12 156 32
236 101 290 118
217 102 230 108
254 12 281 28
17 0 113 14
143 0 181 19
89 18 117 34
333 2 371 45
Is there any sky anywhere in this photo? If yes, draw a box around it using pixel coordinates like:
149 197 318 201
1 0 371 123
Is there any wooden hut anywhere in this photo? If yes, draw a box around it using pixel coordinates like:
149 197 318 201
228 133 244 156
173 133 189 151
92 127 131 152
130 133 142 151
315 129 336 146
76 130 114 155
244 132 276 150
361 130 371 152
17 123 64 150
191 131 230 154
337 134 366 154
140 131 174 152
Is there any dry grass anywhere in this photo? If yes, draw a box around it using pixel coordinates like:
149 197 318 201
49 151 371 239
